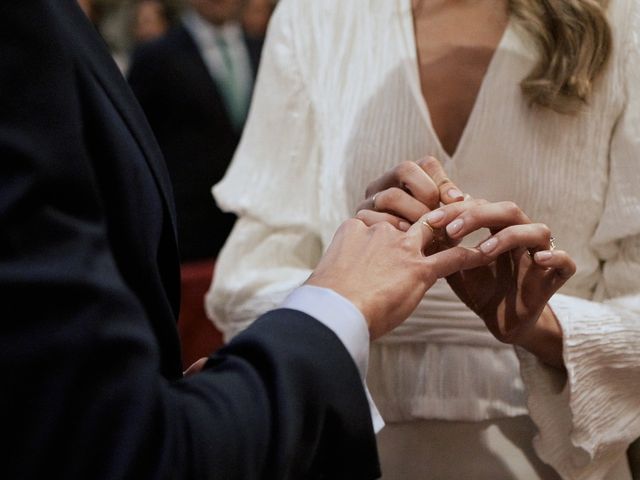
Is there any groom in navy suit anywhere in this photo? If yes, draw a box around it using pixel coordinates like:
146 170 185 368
0 1 478 479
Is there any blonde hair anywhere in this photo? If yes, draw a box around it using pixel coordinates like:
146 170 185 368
509 0 612 113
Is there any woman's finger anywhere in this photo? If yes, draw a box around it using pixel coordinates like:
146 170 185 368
533 249 576 280
364 161 442 210
368 187 431 222
476 223 552 258
355 209 411 231
417 156 465 204
426 200 531 240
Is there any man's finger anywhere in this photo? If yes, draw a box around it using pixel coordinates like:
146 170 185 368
417 156 464 204
356 209 411 231
422 245 490 279
533 249 576 280
408 213 438 252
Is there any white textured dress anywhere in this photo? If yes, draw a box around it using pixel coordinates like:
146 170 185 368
206 0 640 478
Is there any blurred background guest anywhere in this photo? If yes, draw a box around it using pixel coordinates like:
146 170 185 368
132 0 172 44
128 0 266 366
77 0 97 22
242 0 275 41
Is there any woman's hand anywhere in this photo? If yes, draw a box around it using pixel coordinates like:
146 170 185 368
424 199 576 368
355 157 465 234
356 156 576 367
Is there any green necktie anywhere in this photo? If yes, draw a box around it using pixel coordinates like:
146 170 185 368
215 33 247 130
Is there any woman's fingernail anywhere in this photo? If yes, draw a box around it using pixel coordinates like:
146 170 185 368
448 188 464 200
426 209 445 224
534 251 553 262
446 219 464 236
480 237 498 254
399 221 411 231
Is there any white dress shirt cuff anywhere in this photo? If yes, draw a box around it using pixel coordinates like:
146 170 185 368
280 285 385 433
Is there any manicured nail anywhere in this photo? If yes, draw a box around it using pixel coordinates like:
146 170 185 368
425 209 445 224
399 221 411 231
446 219 464 236
534 251 553 262
480 237 498 254
448 188 464 200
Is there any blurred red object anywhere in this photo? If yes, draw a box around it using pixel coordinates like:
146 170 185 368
177 259 224 369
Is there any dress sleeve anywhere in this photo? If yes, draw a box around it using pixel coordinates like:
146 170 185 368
517 6 640 478
205 0 323 341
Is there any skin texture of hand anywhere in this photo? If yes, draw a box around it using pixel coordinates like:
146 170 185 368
357 157 576 368
356 157 464 233
426 199 575 368
306 216 495 340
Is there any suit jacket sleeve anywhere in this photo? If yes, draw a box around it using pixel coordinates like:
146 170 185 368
0 2 379 479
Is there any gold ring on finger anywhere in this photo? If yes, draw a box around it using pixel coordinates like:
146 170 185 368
372 193 379 210
436 177 452 188
421 220 435 234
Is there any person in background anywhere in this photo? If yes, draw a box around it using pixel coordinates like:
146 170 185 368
207 0 640 478
132 0 171 45
128 0 262 365
77 0 95 21
242 0 275 41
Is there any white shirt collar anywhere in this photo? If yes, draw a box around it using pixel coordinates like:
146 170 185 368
182 9 244 48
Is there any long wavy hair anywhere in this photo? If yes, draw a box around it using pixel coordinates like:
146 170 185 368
509 0 612 113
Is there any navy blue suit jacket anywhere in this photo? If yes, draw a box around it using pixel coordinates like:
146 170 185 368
0 2 379 479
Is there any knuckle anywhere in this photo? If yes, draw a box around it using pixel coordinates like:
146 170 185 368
538 223 552 239
342 217 362 232
386 187 405 203
355 209 370 221
424 186 440 204
422 155 439 169
399 236 414 251
371 221 394 234
502 201 520 216
395 161 417 179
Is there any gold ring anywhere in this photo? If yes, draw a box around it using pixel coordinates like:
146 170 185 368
372 193 379 210
527 237 556 258
421 220 435 234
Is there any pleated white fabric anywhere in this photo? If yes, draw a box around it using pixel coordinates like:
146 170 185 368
206 0 640 477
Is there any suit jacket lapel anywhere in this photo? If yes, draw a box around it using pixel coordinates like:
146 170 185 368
176 25 232 122
61 1 178 236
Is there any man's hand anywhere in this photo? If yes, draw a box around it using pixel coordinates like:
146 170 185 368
305 216 489 340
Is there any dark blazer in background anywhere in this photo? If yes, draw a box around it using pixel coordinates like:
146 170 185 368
128 24 262 261
0 2 379 479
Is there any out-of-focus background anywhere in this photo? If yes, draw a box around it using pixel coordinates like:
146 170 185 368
78 0 275 73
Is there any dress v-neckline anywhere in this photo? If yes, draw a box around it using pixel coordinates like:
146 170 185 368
397 0 511 163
